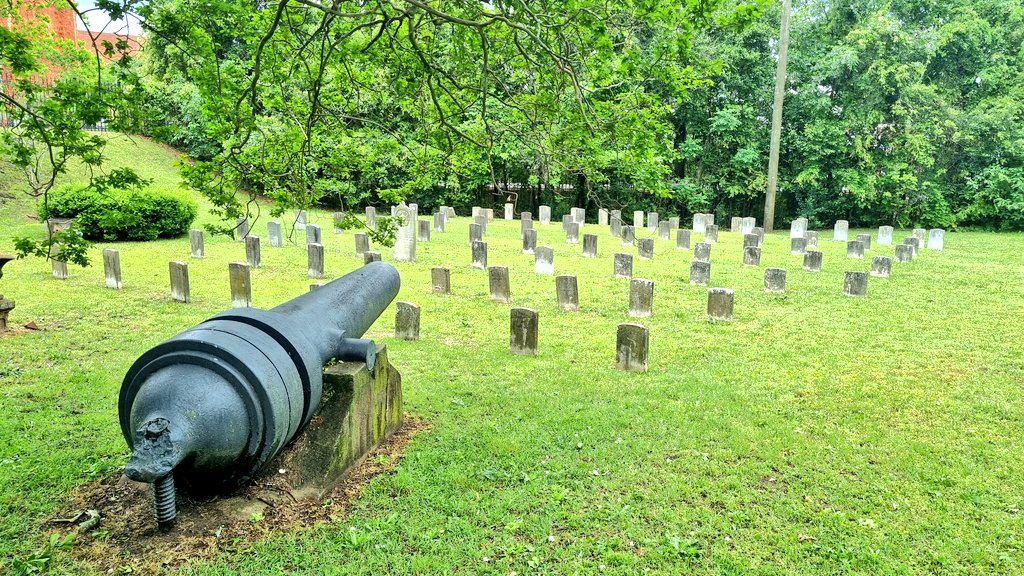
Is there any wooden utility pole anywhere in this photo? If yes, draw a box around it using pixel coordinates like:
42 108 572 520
764 0 792 233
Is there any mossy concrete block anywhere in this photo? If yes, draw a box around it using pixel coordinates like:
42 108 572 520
284 345 403 497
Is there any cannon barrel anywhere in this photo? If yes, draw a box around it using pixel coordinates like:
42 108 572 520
118 261 400 529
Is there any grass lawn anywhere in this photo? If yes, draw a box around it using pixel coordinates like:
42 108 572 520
2 136 1024 575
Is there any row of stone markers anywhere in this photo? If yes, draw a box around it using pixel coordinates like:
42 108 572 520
429 263 659 315
391 299 653 371
828 220 945 250
164 260 255 306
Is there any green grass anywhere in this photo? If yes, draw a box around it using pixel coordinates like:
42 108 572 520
2 136 1024 574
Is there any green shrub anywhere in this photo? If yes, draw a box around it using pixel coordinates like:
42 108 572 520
39 185 197 241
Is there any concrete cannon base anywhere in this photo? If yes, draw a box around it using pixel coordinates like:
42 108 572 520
279 344 403 498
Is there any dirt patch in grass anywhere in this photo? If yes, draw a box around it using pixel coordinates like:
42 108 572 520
54 416 428 574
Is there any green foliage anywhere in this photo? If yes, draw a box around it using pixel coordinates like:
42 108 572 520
12 228 91 268
10 532 75 575
135 0 763 230
39 185 197 242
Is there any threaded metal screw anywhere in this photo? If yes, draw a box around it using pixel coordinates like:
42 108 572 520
154 473 177 531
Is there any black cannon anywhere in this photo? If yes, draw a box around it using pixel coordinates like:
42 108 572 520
118 261 400 530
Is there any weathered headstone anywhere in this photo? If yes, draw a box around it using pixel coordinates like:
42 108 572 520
764 268 787 293
633 210 644 229
629 278 654 318
731 216 742 233
333 212 346 234
693 213 707 234
489 266 511 303
847 240 865 259
598 209 609 226
52 259 68 279
363 251 381 264
520 213 533 237
694 242 711 263
928 229 944 250
707 288 734 321
878 226 893 246
555 274 579 311
676 229 691 249
690 260 711 285
803 250 823 272
509 307 539 355
295 210 307 230
355 233 369 256
790 218 807 239
805 230 819 247
245 235 261 268
504 203 514 220
903 236 920 256
169 261 189 302
572 207 586 224
615 323 648 372
843 271 868 297
469 222 483 245
834 220 849 242
308 243 325 278
236 216 250 241
446 206 456 219
534 246 554 275
613 253 633 278
913 228 927 250
475 214 488 235
565 222 580 244
522 229 537 254
856 233 872 250
471 240 488 270
668 216 680 229
647 212 659 230
306 224 322 245
394 301 420 340
472 206 481 218
621 225 635 246
637 238 654 260
752 227 765 246
740 217 755 235
365 206 377 231
895 244 914 263
431 267 451 294
267 221 283 247
562 214 572 233
705 225 719 244
539 205 551 224
871 255 892 278
395 206 419 262
791 237 807 254
103 248 121 289
434 212 446 233
743 246 761 266
484 208 494 221
658 221 670 240
418 220 431 242
582 234 598 257
229 262 252 308
189 229 205 258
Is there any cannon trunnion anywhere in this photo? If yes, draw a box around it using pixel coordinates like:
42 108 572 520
118 262 400 529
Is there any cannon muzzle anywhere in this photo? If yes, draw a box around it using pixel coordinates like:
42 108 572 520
118 262 400 529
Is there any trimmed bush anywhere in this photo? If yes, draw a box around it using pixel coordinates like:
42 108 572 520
40 185 198 241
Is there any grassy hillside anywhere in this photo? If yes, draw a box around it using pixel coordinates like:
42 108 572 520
2 137 1024 574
